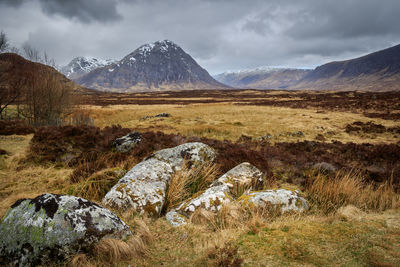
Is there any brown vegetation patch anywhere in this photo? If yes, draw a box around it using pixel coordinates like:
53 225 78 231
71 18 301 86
345 121 400 134
25 125 400 190
0 120 35 135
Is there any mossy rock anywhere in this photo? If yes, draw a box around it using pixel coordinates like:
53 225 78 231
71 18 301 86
0 194 132 266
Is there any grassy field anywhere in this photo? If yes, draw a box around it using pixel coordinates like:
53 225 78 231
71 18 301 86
87 103 399 144
0 90 400 266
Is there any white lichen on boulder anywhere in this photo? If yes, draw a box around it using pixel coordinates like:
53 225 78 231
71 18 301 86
166 162 265 226
0 194 132 266
103 142 216 216
179 184 233 214
165 210 188 227
211 162 264 195
237 189 308 213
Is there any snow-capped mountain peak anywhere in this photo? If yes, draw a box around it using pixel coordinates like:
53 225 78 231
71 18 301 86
61 56 116 79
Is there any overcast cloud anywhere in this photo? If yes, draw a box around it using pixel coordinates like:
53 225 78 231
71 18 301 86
1 0 400 74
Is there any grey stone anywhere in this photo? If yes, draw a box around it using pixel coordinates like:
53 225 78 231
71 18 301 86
103 142 216 216
237 189 308 213
165 210 187 227
0 194 132 266
113 132 142 153
167 163 264 225
154 112 171 118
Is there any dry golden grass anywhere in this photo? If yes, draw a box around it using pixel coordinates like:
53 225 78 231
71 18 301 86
67 218 152 267
165 162 219 211
85 103 400 144
1 100 400 266
67 168 125 202
0 135 73 218
307 170 400 213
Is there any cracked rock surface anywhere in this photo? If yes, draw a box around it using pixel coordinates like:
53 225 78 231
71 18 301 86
103 142 216 216
0 193 132 266
166 162 264 226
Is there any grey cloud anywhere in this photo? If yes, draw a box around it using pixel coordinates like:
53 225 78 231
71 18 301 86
1 0 400 74
38 0 121 23
0 0 121 23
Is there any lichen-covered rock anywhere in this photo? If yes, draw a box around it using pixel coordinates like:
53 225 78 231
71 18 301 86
103 142 216 215
103 158 174 215
167 163 264 225
151 142 216 170
211 162 264 194
113 132 142 153
178 184 233 215
237 189 308 213
165 210 187 227
0 194 132 266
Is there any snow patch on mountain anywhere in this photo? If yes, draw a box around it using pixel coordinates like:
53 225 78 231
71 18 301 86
61 56 116 79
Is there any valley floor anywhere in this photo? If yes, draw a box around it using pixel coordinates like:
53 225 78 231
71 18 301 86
1 90 399 266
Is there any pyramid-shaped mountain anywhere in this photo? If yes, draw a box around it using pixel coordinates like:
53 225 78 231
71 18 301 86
75 40 227 92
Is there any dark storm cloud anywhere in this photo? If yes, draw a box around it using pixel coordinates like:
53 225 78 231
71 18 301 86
1 0 400 74
0 0 121 23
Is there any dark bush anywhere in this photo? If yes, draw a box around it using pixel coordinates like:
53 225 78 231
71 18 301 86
0 120 35 135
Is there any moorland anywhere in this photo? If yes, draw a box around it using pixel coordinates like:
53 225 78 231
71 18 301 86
1 89 400 266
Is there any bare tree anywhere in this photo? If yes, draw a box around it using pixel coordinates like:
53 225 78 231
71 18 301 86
0 61 24 119
0 30 9 52
43 51 56 68
22 43 41 62
20 68 75 125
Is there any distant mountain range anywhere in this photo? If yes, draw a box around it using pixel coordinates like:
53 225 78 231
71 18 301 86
291 44 400 91
61 57 115 79
73 40 227 92
214 67 311 89
215 44 400 91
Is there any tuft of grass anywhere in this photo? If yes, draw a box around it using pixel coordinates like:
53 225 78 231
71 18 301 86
206 241 243 267
165 162 219 211
67 168 125 201
307 170 400 213
69 218 153 266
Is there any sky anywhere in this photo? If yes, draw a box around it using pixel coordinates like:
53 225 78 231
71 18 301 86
1 0 400 75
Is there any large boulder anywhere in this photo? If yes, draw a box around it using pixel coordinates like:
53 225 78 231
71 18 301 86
237 189 308 213
0 194 132 266
166 162 264 226
103 142 216 216
113 132 142 153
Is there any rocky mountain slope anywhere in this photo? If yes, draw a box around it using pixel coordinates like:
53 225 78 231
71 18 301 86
292 44 400 91
61 56 115 79
214 67 311 89
75 40 227 92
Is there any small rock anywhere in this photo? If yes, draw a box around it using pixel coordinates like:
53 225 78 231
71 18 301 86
237 189 308 213
259 134 273 141
165 210 187 227
154 112 171 118
113 132 142 153
313 162 337 173
0 194 132 266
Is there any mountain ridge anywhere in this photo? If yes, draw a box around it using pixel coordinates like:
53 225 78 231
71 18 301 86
75 40 228 92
